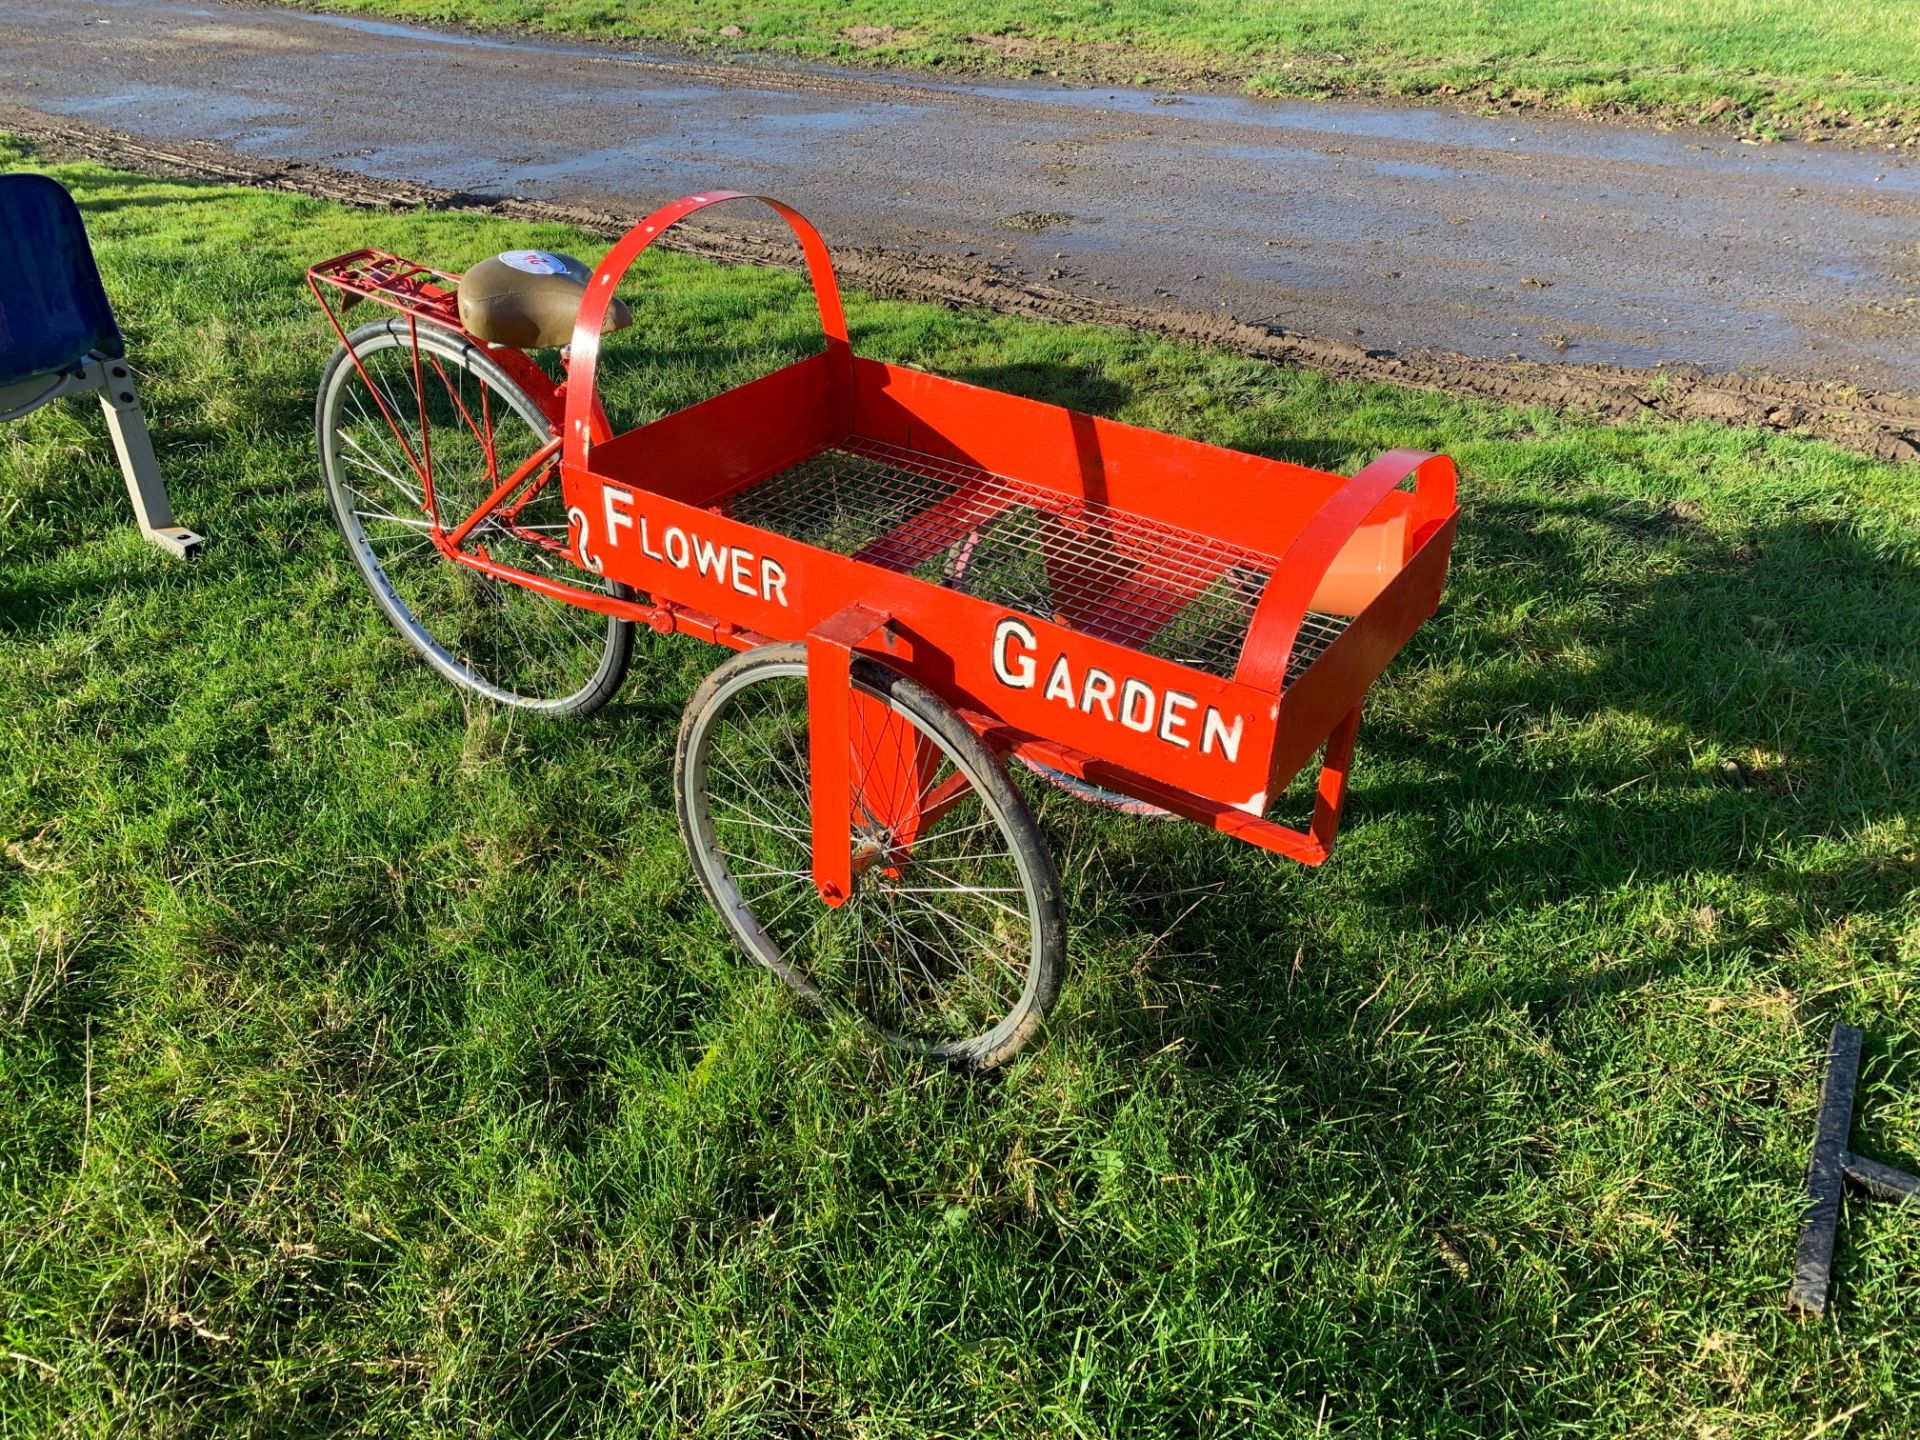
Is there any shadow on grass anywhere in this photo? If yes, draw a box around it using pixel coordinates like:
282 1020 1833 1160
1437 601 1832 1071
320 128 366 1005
1100 487 1915 1023
0 565 126 636
949 360 1133 418
922 492 1915 1429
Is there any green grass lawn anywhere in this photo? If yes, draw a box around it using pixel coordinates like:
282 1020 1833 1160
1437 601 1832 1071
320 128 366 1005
280 0 1920 140
3 140 1919 1437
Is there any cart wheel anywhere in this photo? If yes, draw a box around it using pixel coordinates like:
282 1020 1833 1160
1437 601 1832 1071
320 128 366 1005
316 319 634 717
1016 758 1174 818
675 643 1065 1071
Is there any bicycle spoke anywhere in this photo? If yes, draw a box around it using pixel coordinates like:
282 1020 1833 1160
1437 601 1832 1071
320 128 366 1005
323 329 628 713
687 661 1046 1057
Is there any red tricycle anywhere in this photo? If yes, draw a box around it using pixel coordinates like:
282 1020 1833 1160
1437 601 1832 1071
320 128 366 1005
308 191 1459 1069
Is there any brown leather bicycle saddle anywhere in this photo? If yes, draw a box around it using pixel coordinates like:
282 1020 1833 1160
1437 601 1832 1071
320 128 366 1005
456 250 633 349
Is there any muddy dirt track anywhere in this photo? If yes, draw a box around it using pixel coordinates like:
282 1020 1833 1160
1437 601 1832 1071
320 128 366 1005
3 0 1919 459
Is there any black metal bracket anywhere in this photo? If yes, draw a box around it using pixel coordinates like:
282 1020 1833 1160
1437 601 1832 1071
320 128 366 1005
1788 1024 1920 1316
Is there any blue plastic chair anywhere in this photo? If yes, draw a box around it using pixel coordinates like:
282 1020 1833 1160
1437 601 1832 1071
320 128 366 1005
0 173 202 557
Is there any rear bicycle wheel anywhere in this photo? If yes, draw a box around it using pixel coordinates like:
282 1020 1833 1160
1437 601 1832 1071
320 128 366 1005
316 318 634 717
675 644 1065 1071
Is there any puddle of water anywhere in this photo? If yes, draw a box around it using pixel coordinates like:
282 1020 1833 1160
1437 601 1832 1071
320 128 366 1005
948 79 1920 193
1214 144 1336 168
547 84 731 109
349 139 503 191
499 144 700 189
653 100 937 166
287 7 696 72
1210 148 1473 195
1038 230 1122 254
101 0 1917 203
41 84 271 132
959 82 1602 151
1376 159 1453 181
230 124 309 155
1240 255 1366 293
291 11 557 53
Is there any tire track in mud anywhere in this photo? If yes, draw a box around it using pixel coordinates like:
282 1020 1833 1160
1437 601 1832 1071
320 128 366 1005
11 106 1918 464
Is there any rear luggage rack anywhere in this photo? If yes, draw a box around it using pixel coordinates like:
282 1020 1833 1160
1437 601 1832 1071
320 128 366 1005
722 436 1352 683
308 249 464 330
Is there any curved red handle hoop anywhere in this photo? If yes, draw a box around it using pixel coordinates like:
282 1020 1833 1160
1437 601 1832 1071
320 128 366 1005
1234 448 1458 692
562 191 852 465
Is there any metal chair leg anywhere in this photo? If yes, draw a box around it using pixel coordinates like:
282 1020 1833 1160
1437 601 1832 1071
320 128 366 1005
1788 1024 1920 1316
91 360 203 559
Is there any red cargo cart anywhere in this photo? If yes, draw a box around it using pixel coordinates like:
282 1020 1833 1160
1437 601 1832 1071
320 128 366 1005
309 191 1458 1069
